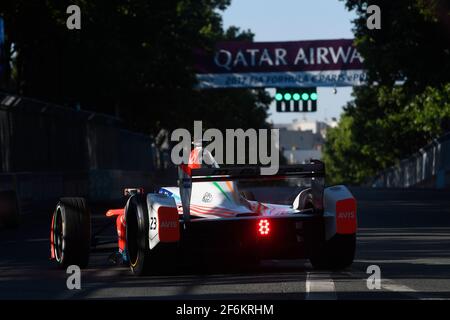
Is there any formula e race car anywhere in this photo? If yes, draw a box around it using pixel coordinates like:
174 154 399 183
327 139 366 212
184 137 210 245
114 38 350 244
50 159 357 275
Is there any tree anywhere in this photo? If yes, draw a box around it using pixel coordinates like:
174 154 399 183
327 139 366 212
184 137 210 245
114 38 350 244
0 0 271 134
344 0 450 90
323 0 450 184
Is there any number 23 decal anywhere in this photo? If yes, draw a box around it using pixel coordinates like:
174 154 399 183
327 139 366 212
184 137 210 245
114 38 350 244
150 217 157 230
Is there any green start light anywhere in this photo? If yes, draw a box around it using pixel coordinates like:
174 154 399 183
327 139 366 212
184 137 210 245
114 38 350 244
275 93 283 101
310 92 318 100
293 93 300 101
301 93 309 101
284 93 292 101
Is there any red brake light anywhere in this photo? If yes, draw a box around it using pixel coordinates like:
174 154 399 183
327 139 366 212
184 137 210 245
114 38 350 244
258 219 270 236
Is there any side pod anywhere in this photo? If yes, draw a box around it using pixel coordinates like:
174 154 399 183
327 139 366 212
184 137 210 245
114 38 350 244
147 194 180 250
323 185 357 240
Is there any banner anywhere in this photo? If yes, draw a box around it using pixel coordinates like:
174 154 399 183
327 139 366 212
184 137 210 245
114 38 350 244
194 39 367 88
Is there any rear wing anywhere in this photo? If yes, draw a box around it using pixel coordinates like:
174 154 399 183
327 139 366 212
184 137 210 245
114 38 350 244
177 161 325 222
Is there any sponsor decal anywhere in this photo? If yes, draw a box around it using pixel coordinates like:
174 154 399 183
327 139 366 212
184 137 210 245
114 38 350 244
157 206 180 242
194 39 366 88
335 198 357 234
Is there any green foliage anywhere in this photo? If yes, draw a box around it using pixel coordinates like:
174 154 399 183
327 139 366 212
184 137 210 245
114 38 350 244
0 0 270 134
343 0 450 89
325 83 450 184
324 0 450 184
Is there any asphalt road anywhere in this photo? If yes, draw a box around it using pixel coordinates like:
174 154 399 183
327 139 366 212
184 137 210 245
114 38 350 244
1 187 450 300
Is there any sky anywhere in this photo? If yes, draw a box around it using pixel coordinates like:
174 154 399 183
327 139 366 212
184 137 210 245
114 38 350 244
221 0 358 125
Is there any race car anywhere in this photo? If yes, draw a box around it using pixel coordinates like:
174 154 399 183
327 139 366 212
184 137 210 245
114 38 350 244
50 150 357 275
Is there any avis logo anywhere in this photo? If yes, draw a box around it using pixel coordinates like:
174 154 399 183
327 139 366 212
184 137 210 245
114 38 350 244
160 221 177 228
338 211 355 219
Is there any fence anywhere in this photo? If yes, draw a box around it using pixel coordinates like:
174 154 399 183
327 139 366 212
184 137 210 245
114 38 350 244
0 93 167 210
371 132 450 188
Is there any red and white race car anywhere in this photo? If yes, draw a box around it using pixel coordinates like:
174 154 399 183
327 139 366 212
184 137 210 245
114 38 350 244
50 157 357 275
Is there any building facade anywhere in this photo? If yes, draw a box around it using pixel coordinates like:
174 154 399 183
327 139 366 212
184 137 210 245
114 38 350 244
274 120 335 164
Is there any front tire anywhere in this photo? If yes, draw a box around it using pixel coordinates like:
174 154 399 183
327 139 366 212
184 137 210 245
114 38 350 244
51 198 91 268
125 194 151 276
309 234 356 270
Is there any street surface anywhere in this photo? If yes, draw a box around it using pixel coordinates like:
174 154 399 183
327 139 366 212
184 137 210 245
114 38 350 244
1 188 449 300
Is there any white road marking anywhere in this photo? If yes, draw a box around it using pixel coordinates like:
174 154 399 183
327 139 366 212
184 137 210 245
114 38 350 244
358 258 450 266
380 280 450 300
382 282 416 293
343 268 418 296
336 270 421 299
305 273 337 300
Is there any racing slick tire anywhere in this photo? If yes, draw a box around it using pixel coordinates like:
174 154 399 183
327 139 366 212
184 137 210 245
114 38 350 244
51 198 91 268
309 234 356 270
0 190 20 229
125 194 151 276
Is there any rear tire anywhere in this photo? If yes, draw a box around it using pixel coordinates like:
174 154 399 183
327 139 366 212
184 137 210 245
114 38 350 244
309 234 356 270
51 198 91 268
0 190 20 229
125 194 151 276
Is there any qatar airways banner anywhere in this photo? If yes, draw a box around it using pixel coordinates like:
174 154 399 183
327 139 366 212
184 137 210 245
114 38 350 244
194 39 367 88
